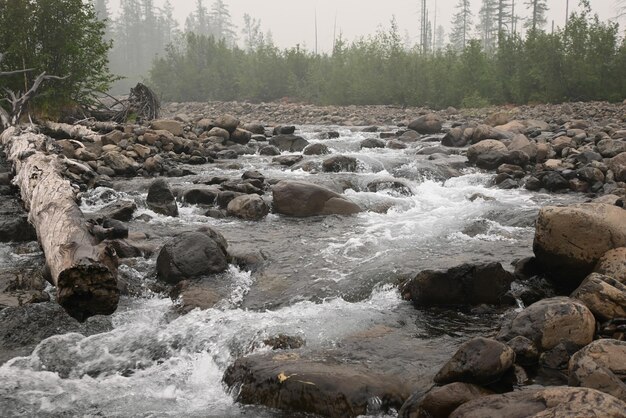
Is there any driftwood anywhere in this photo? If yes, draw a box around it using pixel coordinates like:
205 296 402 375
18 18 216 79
43 121 101 142
0 127 119 321
88 83 160 123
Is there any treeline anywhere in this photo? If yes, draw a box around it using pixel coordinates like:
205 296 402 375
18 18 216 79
150 9 626 108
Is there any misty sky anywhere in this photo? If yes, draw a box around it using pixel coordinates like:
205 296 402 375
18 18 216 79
108 0 623 51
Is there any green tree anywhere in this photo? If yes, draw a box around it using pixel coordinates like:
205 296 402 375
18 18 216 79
0 0 113 111
450 0 473 50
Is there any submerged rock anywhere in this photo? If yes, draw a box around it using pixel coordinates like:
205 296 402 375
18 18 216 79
399 382 492 418
146 179 178 217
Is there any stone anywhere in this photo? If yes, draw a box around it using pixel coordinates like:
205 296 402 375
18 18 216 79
156 228 229 284
366 180 413 196
609 152 626 182
322 155 358 172
467 140 508 170
272 180 361 217
146 179 178 217
263 334 305 350
408 113 443 134
0 215 36 242
360 138 386 149
101 151 139 176
449 387 626 418
303 143 330 155
571 273 626 321
150 119 183 136
214 114 240 133
533 203 626 283
497 297 596 352
223 351 410 418
594 248 626 284
484 112 510 127
387 139 408 149
259 145 281 156
568 339 626 402
399 383 492 418
402 263 515 307
597 139 626 158
272 155 303 166
506 336 539 366
269 134 309 152
434 337 515 385
273 125 296 135
208 126 230 140
182 188 218 205
102 130 124 145
539 171 570 191
89 200 137 222
507 134 537 161
230 128 252 145
226 194 270 221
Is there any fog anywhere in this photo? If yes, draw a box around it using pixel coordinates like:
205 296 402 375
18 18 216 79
108 0 621 51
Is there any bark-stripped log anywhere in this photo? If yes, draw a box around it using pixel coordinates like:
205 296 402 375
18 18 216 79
0 127 119 321
43 121 101 142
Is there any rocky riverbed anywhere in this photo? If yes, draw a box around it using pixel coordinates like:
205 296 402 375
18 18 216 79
0 100 625 417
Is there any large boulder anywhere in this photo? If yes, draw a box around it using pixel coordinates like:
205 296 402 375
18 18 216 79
230 128 252 145
272 180 361 217
399 383 492 418
466 140 508 170
214 114 240 133
597 139 626 158
533 203 626 283
269 134 309 152
101 151 139 176
408 113 443 134
402 263 515 307
156 228 229 284
594 248 626 284
449 387 626 418
568 339 626 402
434 337 515 385
146 179 178 217
497 297 596 352
570 273 626 321
226 194 269 221
507 134 537 161
223 351 410 418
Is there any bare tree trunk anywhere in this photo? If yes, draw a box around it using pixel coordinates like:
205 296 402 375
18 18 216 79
0 127 119 321
43 121 101 142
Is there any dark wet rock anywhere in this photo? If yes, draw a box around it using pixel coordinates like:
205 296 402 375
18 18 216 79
272 180 361 217
402 263 515 308
539 171 570 191
0 302 112 365
568 339 626 402
497 297 595 352
89 200 137 222
497 178 519 189
273 125 296 135
322 155 358 172
223 351 410 418
366 180 413 196
449 386 626 418
594 247 626 284
408 113 442 134
242 170 265 182
398 130 420 143
216 191 244 209
221 180 263 195
242 123 265 135
524 176 542 191
360 138 385 149
570 273 626 321
362 126 378 132
169 278 228 313
539 340 581 370
399 383 492 418
303 143 330 155
0 214 36 242
258 145 281 156
228 248 266 271
226 194 270 221
434 337 515 386
506 336 539 367
146 179 178 217
156 228 229 284
214 114 240 133
387 139 408 149
269 134 309 152
533 203 626 284
263 334 305 350
182 188 218 205
272 155 303 167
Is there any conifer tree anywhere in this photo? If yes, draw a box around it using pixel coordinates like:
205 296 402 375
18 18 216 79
450 0 473 50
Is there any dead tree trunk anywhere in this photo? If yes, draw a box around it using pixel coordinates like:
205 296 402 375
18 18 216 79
0 127 119 321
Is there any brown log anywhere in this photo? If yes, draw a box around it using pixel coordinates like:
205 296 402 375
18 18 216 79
0 127 119 321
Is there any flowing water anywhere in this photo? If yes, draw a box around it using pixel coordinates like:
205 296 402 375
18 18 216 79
0 126 579 417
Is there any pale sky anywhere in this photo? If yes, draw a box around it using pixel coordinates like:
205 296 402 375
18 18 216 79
108 0 623 51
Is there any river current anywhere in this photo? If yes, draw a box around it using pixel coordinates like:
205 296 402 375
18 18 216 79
0 126 578 417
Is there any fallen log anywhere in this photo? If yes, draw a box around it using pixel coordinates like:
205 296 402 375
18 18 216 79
43 121 101 143
0 126 119 321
